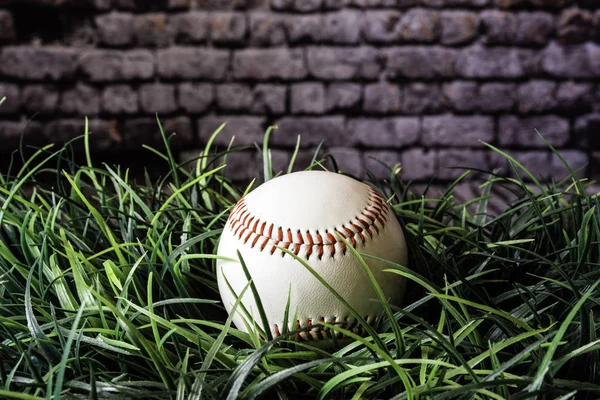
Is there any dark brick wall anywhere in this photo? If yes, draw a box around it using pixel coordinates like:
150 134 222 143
0 0 599 182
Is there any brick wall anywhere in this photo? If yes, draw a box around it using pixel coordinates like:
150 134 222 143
0 0 599 182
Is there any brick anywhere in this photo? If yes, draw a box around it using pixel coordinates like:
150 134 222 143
178 83 214 113
198 116 266 146
478 83 516 112
489 150 551 180
250 84 286 114
271 0 322 11
124 117 192 149
456 45 534 78
139 83 177 114
442 81 478 112
210 12 247 44
557 8 593 44
323 10 362 44
481 11 553 45
233 48 306 80
0 121 43 150
363 11 403 43
324 0 351 8
96 12 135 46
384 47 457 78
0 83 19 113
349 118 419 147
20 85 59 114
102 85 138 114
80 50 154 82
440 11 478 45
401 148 436 181
0 10 15 42
196 0 265 9
528 0 573 7
423 115 493 147
540 42 600 78
64 17 97 48
421 0 488 6
272 116 346 147
185 150 259 181
269 148 317 174
307 47 380 80
363 150 401 181
451 183 509 211
498 115 570 147
402 83 442 114
437 149 487 180
216 83 253 111
161 116 193 148
574 114 600 149
515 12 554 45
134 14 174 47
556 82 594 111
326 83 361 111
351 0 409 6
286 15 321 43
249 12 285 46
171 11 209 43
158 47 229 80
481 10 516 44
44 119 116 151
291 83 326 114
327 147 364 178
550 149 588 177
494 0 529 7
517 80 557 113
224 151 261 181
364 83 401 114
1 47 77 80
286 12 361 44
61 83 100 115
400 9 440 42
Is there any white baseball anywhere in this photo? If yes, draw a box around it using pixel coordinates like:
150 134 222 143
216 170 407 341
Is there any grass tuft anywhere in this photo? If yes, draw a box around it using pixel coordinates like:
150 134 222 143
1 119 599 399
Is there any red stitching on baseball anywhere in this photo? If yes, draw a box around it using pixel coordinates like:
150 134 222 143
260 236 269 251
259 221 266 236
306 231 314 245
305 243 313 259
227 188 390 260
267 223 273 238
271 315 377 341
243 230 252 244
296 230 304 245
317 244 324 260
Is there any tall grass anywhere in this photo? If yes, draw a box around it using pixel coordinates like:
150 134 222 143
1 117 599 399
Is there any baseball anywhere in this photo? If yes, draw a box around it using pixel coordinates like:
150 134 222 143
216 170 408 341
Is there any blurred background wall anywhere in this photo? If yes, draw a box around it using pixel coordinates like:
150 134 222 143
0 0 598 184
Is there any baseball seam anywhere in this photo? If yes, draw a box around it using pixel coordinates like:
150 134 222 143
227 186 390 260
274 316 377 341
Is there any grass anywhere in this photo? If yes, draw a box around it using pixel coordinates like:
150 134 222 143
1 115 600 399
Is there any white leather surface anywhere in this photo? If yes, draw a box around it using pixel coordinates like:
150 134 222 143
216 170 408 339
